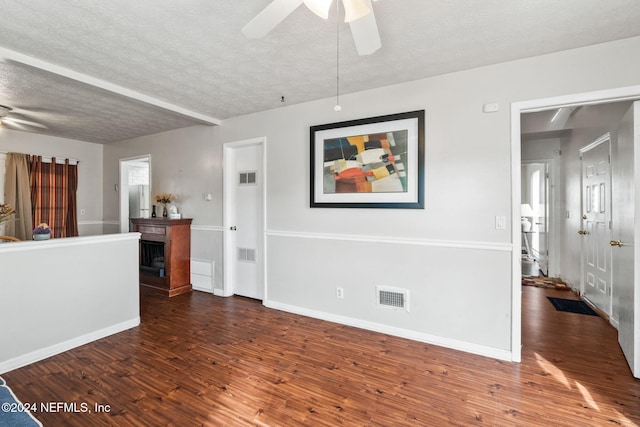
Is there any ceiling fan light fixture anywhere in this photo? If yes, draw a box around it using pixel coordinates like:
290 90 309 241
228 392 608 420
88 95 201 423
0 105 12 118
303 0 333 19
342 0 371 22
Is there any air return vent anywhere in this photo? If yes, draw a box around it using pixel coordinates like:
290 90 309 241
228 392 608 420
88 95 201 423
376 286 409 312
238 248 256 263
239 171 257 185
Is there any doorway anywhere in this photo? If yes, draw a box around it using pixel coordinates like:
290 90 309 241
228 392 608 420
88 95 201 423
521 162 551 277
119 155 151 233
223 137 266 300
511 85 640 369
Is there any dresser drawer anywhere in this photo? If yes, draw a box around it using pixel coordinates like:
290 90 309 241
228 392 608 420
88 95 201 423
137 225 166 235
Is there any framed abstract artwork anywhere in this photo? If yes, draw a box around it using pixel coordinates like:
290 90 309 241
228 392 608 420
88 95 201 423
310 110 425 209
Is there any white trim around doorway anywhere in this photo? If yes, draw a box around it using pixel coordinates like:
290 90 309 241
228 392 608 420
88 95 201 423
510 84 640 363
119 154 152 234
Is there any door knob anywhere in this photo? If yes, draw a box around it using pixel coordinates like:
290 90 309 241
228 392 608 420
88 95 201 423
610 240 624 247
230 226 237 231
578 230 588 235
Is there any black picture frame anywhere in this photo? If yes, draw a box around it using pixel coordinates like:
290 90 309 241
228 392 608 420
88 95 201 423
310 110 425 209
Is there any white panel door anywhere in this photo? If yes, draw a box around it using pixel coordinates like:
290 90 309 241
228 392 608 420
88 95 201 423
581 136 612 316
613 101 639 377
226 142 264 300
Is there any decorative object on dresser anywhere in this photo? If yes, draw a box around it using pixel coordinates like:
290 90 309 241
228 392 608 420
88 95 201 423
154 193 175 218
130 218 192 297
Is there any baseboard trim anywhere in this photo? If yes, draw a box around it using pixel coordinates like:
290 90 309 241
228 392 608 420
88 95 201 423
213 289 232 297
192 285 214 294
559 274 579 292
263 300 513 362
0 317 140 374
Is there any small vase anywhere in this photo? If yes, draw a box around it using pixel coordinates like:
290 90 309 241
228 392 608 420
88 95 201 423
151 205 157 218
162 205 168 218
34 233 51 241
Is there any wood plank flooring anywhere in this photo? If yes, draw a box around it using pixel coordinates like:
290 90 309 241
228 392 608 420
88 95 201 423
3 286 639 426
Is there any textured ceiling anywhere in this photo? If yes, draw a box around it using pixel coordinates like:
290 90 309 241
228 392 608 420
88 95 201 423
0 0 639 143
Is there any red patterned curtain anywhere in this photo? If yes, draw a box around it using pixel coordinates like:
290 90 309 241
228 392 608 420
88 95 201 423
28 156 79 238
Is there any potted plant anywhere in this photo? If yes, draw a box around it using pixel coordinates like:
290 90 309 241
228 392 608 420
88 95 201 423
33 223 51 240
0 203 16 225
154 193 175 218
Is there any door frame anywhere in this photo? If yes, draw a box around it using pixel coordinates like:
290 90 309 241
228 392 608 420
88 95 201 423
222 137 267 299
119 155 151 233
511 84 640 363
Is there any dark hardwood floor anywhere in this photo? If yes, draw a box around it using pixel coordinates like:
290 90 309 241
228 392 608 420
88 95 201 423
3 286 639 426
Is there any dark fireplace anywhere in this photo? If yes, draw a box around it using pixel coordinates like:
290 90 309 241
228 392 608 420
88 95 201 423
139 240 165 277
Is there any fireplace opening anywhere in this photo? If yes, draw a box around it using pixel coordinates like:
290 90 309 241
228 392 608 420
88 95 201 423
140 240 165 277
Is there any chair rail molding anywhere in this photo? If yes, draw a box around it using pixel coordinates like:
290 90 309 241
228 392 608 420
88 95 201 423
266 229 513 252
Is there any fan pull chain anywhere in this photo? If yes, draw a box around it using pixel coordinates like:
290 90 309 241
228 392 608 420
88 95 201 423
334 0 342 111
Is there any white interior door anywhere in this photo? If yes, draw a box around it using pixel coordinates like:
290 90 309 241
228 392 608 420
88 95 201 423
613 101 639 377
580 135 612 316
223 139 264 300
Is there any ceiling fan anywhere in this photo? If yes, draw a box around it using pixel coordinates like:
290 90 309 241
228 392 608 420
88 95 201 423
242 0 381 56
0 105 48 130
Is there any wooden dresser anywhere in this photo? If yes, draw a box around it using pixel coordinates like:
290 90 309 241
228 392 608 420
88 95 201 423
130 218 192 297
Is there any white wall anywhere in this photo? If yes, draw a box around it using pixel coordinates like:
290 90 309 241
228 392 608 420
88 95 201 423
102 125 224 289
98 36 640 360
0 234 140 373
0 128 104 236
522 137 562 161
215 36 640 359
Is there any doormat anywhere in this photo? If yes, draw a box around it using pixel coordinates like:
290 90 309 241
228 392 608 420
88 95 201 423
522 276 570 290
547 297 599 316
0 376 43 426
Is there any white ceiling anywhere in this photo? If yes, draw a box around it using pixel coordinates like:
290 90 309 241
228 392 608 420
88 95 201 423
1 0 639 144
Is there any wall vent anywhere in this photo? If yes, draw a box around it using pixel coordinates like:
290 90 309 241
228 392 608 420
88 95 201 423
239 171 257 185
376 286 409 311
238 247 256 263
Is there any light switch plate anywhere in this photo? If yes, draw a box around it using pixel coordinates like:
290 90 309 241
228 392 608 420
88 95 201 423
495 215 506 230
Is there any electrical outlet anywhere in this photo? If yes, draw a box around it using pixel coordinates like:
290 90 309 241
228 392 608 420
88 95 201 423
336 287 344 299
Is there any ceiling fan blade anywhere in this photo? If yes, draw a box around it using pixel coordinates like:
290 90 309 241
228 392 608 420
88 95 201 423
242 0 304 39
3 117 48 129
348 0 381 55
1 119 28 130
